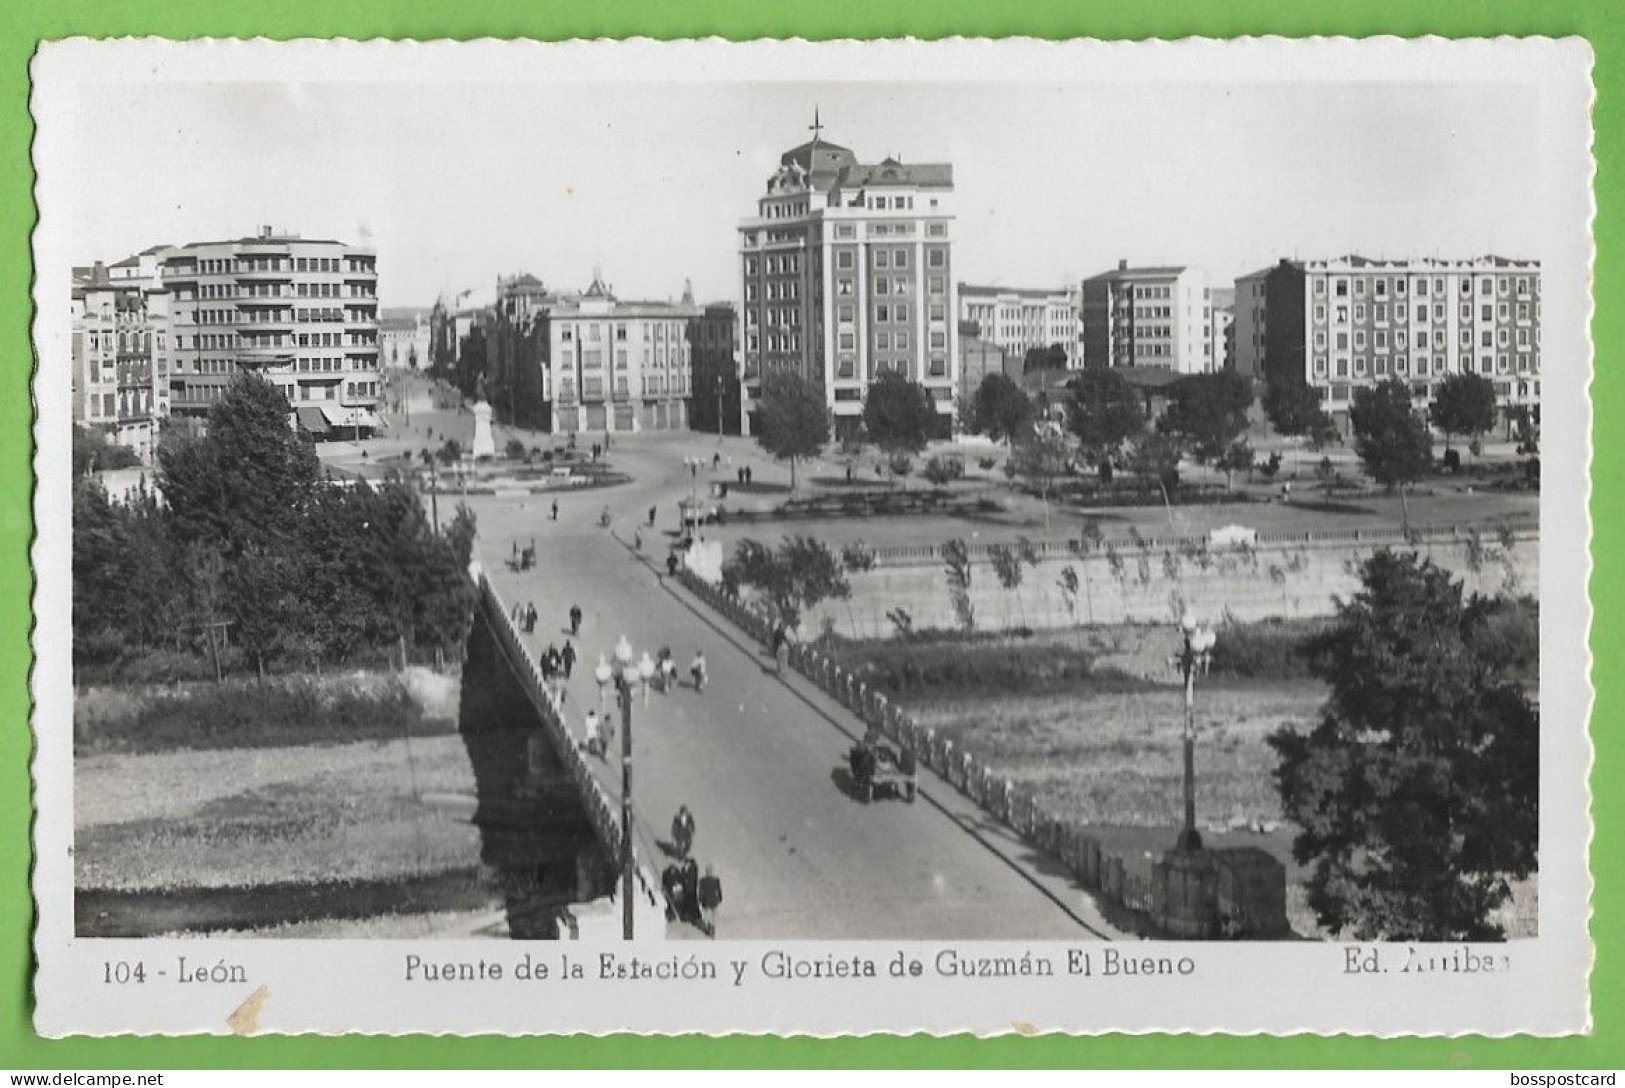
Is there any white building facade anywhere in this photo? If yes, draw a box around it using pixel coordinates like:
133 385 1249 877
1080 262 1213 373
958 284 1080 365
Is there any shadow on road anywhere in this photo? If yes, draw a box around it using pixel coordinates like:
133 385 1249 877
830 764 870 804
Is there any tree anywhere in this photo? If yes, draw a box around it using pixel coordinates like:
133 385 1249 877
1268 551 1538 940
972 373 1036 445
863 371 938 462
158 373 321 556
1217 439 1255 491
1429 372 1499 455
1349 380 1433 520
1158 371 1254 463
1003 429 1072 532
754 371 829 491
1263 378 1338 449
987 541 1038 629
722 536 849 632
1064 370 1145 470
1315 455 1341 506
940 537 975 632
1128 433 1183 507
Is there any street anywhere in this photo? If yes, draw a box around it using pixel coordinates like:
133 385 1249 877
464 438 1124 939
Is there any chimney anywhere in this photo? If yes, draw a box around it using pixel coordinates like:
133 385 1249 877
261 225 273 239
1118 259 1128 272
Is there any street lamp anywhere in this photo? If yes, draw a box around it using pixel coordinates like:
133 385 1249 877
608 635 656 940
1170 609 1218 853
683 456 704 529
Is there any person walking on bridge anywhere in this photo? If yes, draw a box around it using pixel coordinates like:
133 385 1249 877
690 651 707 693
569 604 583 637
550 498 559 521
697 865 723 937
670 804 696 859
560 640 576 680
648 504 657 528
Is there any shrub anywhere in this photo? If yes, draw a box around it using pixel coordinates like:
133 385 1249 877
505 438 528 461
1208 619 1330 680
977 456 997 471
76 674 450 755
826 634 1147 699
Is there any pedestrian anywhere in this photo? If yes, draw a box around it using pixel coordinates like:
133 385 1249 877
540 649 556 687
736 467 744 485
773 625 791 674
524 602 538 634
666 552 679 577
550 498 559 521
569 604 583 637
658 648 677 692
745 466 753 485
690 651 707 693
845 465 853 484
560 640 576 680
697 865 723 937
648 505 657 527
679 857 700 924
712 451 721 470
671 804 695 859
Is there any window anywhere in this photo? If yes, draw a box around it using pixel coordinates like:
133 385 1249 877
928 249 945 269
874 278 889 296
929 330 946 349
1355 279 1367 297
876 332 891 350
1354 304 1366 321
837 304 854 323
1334 279 1348 297
1416 278 1428 297
875 304 889 323
874 250 889 269
838 332 854 350
837 279 853 297
836 251 853 270
1375 279 1388 298
1355 355 1368 376
1314 278 1326 296
896 331 909 350
894 249 908 267
928 276 945 294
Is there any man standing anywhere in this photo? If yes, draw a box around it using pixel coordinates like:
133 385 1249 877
648 505 657 528
560 640 576 680
697 865 723 937
550 498 559 521
569 604 583 637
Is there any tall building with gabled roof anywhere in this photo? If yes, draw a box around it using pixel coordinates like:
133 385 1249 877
738 117 958 438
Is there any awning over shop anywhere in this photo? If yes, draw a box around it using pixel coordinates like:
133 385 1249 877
319 406 386 431
295 407 331 435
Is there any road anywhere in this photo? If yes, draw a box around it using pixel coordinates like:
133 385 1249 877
462 434 1124 940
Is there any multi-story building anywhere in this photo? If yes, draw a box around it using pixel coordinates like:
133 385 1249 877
957 284 1080 366
1079 261 1212 373
1209 286 1235 373
738 123 957 438
1232 267 1270 380
544 274 696 434
71 262 165 462
379 309 432 370
1253 255 1542 426
158 227 382 437
688 301 741 437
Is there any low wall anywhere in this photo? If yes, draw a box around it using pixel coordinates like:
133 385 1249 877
676 566 1288 939
808 527 1538 638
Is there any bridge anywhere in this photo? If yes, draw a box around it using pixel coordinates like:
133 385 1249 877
456 436 1124 941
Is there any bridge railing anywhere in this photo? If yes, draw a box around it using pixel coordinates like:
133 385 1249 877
471 562 664 928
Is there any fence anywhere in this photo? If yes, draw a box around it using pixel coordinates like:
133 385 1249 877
472 562 664 924
863 516 1539 566
674 565 1287 938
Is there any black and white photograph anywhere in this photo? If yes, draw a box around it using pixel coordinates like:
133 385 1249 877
31 37 1593 1035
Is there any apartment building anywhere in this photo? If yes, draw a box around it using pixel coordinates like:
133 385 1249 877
158 227 382 437
1210 286 1235 373
1079 261 1212 373
738 120 957 438
958 284 1080 366
71 263 166 462
1253 255 1541 424
1232 267 1270 380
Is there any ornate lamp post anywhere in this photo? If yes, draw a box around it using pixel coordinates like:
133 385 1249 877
1171 610 1218 852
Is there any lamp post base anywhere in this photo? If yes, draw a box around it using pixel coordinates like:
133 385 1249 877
1175 827 1204 853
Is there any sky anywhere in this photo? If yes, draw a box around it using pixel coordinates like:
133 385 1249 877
55 77 1548 309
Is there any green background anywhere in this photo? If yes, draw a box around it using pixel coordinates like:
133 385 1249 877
3 0 1617 1069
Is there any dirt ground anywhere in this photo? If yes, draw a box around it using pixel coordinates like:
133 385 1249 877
75 734 480 896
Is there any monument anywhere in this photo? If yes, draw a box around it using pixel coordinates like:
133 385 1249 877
471 375 496 459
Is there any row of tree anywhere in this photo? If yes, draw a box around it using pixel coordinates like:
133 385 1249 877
74 375 477 677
